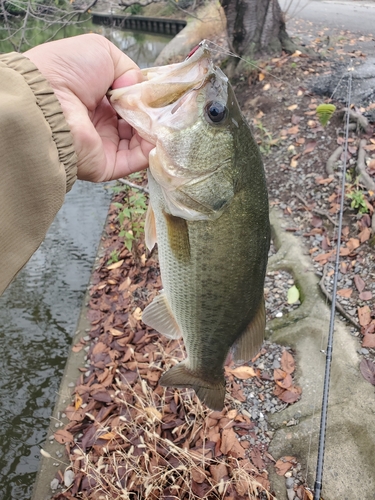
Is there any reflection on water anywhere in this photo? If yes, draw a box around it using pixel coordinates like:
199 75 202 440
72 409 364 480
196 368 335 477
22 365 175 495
0 24 169 500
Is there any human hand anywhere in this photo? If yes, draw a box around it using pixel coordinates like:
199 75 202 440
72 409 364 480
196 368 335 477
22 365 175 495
24 34 154 182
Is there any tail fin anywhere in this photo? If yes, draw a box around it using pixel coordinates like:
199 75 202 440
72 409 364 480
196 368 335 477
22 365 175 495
160 362 225 411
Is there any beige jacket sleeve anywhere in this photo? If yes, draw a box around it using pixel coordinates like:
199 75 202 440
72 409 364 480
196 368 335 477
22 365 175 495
0 52 77 295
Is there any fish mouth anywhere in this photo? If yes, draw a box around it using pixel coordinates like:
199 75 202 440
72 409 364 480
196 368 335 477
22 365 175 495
108 42 217 140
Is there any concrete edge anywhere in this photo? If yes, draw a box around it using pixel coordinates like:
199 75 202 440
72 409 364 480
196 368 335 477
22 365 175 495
31 250 103 500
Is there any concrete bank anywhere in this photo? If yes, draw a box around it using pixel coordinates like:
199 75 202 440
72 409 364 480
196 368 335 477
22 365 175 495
267 210 375 500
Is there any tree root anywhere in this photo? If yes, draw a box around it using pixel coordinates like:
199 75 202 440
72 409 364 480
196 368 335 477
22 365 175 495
337 108 370 132
326 146 343 176
357 139 375 192
319 264 361 331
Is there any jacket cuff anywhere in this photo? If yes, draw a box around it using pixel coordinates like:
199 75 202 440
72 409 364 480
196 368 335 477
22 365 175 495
1 52 77 192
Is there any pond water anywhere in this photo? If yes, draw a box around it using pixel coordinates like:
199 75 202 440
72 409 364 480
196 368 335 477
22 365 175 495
0 20 170 500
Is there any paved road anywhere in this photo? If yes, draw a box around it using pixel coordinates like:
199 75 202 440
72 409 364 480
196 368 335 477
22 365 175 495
279 0 375 35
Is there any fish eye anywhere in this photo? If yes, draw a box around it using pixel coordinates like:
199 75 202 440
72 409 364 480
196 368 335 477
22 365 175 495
205 101 227 124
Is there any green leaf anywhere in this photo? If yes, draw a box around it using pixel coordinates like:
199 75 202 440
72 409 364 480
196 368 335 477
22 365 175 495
287 285 300 304
316 103 336 127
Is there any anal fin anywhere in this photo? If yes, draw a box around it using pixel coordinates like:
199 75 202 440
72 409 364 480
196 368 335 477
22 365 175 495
160 362 226 411
142 291 182 339
232 299 266 362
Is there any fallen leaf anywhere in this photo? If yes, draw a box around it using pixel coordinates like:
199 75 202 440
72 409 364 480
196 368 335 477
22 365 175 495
359 291 373 301
109 327 124 337
337 288 353 298
315 177 334 185
287 104 298 111
278 386 302 403
362 334 375 348
358 306 371 326
274 369 293 389
359 227 371 243
228 366 257 380
132 307 143 321
106 260 124 270
354 275 366 292
75 394 83 411
360 358 375 385
275 456 296 475
287 285 299 304
54 429 74 445
347 238 360 252
281 351 295 374
287 125 299 135
303 141 317 154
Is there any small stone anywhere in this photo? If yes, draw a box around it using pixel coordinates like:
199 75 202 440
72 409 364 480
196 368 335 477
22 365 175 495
287 488 295 500
64 470 75 488
285 477 294 489
50 478 59 490
68 382 75 388
275 312 283 318
273 359 281 369
361 348 369 355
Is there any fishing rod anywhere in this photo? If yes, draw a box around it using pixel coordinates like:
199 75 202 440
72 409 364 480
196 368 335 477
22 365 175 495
313 65 354 500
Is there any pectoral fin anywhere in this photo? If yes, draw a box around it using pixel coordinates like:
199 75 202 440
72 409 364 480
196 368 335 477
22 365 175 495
142 292 182 339
145 203 157 251
160 362 226 411
232 299 266 362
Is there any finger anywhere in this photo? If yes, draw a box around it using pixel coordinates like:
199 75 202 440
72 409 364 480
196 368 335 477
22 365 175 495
113 146 150 178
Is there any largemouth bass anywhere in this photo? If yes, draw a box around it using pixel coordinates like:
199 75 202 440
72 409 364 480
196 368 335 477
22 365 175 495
109 41 270 411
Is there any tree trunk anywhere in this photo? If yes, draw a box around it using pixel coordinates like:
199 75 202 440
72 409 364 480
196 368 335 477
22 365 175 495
220 0 296 62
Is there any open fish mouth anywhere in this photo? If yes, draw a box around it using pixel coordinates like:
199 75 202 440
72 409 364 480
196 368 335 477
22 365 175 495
108 40 227 144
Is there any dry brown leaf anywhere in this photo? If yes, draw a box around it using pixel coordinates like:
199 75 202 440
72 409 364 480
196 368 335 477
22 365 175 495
337 288 353 298
54 429 74 445
106 260 124 270
359 291 373 301
280 350 295 374
132 307 143 321
227 366 257 380
315 177 334 185
354 275 366 292
75 394 83 411
360 358 375 385
209 463 227 484
359 227 371 243
358 305 371 326
347 238 360 252
191 466 206 484
278 385 302 403
275 456 296 476
109 327 124 337
287 125 299 135
303 141 317 154
362 334 375 348
274 369 293 389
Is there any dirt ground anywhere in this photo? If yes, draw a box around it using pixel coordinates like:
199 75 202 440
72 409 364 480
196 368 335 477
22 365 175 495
48 18 375 500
